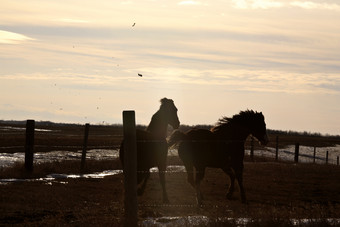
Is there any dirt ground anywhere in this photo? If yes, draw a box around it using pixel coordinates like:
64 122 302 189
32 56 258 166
1 157 340 226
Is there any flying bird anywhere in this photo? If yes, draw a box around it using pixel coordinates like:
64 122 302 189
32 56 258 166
132 23 136 27
138 73 143 77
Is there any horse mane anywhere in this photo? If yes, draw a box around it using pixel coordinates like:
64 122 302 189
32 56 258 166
160 98 175 110
211 110 263 132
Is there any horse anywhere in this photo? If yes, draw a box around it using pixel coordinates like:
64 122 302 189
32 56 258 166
168 110 268 204
120 98 180 203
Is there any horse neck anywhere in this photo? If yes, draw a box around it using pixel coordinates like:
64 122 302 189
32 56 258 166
146 110 168 138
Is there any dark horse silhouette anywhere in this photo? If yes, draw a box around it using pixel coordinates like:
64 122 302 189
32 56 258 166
120 98 180 203
168 110 268 204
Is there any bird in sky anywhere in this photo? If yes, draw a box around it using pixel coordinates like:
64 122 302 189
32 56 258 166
132 23 136 27
138 73 142 77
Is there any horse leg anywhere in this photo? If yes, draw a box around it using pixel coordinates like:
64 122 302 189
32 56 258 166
183 162 195 188
223 167 235 200
235 168 246 204
178 145 195 187
195 167 205 206
158 165 170 204
137 170 150 196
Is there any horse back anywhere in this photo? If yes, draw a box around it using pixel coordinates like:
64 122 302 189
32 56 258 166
185 128 214 140
178 128 243 169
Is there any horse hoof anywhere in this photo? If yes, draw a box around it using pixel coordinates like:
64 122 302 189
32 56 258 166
188 179 195 188
196 195 203 206
137 188 144 196
163 198 170 204
196 199 204 207
226 193 233 200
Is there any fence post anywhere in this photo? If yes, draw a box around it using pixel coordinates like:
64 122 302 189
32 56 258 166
326 150 328 165
275 136 279 161
250 136 254 161
25 120 35 172
122 111 138 226
313 147 316 164
81 123 90 171
294 142 299 163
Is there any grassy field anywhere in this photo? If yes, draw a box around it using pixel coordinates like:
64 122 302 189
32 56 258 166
1 121 340 226
1 157 340 226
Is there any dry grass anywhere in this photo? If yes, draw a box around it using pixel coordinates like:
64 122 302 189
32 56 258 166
1 157 340 226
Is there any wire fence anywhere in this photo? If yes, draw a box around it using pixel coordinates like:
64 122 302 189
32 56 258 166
1 121 340 168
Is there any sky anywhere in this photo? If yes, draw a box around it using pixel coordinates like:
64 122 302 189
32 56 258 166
1 0 340 135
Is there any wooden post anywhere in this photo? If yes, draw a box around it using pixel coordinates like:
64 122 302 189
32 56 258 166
294 142 299 163
81 123 90 171
326 150 328 165
275 136 279 161
123 111 138 226
25 120 35 172
250 136 254 162
313 147 316 164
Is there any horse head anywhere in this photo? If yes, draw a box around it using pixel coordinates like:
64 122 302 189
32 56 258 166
250 111 269 145
160 98 180 129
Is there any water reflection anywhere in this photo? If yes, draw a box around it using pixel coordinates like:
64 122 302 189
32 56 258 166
141 216 340 226
0 165 187 185
0 149 119 168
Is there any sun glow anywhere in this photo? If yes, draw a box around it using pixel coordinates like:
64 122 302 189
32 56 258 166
1 0 340 134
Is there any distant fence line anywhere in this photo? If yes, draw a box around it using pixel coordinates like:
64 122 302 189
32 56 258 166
0 120 340 172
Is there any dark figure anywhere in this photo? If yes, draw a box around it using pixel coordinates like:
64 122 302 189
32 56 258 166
120 98 180 203
168 110 268 204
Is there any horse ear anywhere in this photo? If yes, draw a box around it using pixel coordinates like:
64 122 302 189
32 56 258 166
160 98 167 105
160 98 174 105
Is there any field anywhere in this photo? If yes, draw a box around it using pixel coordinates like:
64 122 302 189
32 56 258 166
1 121 340 226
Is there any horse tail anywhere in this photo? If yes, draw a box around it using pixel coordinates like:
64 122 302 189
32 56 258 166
168 130 187 148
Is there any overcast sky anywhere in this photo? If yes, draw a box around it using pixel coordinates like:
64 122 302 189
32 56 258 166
1 0 340 135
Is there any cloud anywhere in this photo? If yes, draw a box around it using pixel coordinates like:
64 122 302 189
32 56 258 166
231 0 340 10
120 0 133 5
0 30 34 44
178 1 204 6
53 18 91 24
290 1 340 10
231 0 284 9
125 67 340 94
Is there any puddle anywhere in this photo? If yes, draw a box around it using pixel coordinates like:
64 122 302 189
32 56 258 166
141 216 340 226
0 165 185 185
0 149 119 168
0 126 58 132
142 216 212 226
0 169 123 185
150 165 186 173
46 170 123 179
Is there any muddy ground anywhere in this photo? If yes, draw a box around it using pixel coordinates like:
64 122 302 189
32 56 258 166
1 157 340 226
